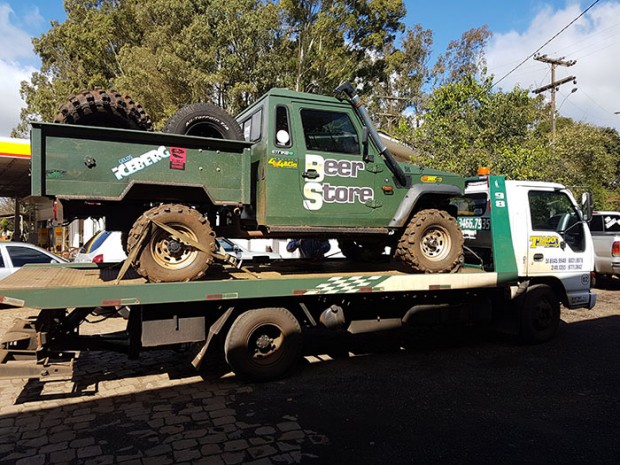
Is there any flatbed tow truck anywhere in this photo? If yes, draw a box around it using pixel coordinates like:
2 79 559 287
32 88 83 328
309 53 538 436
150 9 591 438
0 174 597 381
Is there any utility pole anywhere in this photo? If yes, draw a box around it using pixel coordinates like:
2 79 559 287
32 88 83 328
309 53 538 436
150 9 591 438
532 54 577 142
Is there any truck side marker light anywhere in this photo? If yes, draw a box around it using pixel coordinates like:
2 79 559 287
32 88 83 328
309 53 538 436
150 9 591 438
0 296 25 307
206 293 238 300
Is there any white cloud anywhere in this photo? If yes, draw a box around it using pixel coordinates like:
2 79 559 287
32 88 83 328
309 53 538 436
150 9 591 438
487 2 620 131
0 59 35 137
0 4 36 61
0 3 38 137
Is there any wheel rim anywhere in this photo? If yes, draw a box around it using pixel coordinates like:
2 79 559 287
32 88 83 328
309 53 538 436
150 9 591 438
186 122 225 138
149 223 200 269
420 226 451 261
247 323 285 367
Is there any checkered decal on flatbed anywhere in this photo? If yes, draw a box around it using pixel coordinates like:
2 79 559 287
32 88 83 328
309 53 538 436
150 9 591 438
305 276 385 294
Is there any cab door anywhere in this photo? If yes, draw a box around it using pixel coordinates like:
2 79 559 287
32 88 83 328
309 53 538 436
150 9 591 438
291 104 382 227
526 188 590 275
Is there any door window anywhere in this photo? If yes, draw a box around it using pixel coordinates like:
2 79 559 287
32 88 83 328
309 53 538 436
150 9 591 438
301 109 360 155
6 246 56 267
529 191 585 252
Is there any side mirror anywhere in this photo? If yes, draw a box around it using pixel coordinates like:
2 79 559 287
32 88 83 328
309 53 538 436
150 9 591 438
581 192 593 222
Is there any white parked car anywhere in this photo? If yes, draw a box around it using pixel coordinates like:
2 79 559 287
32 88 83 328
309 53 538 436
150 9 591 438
589 211 620 284
217 238 282 262
74 230 127 263
0 242 67 280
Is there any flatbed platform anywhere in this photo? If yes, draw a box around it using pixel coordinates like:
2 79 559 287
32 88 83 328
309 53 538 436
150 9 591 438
0 260 499 310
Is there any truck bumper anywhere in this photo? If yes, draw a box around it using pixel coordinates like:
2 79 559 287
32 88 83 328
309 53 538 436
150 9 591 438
566 291 597 310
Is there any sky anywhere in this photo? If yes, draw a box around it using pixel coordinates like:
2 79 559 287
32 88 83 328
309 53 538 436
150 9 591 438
0 0 619 138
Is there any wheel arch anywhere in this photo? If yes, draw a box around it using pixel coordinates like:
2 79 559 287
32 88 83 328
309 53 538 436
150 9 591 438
524 277 567 307
389 185 462 228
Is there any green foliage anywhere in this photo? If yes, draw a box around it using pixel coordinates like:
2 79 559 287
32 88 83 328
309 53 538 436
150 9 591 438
412 75 550 177
16 0 407 134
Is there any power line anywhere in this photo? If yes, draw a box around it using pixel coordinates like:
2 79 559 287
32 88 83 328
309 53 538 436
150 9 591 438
493 0 601 87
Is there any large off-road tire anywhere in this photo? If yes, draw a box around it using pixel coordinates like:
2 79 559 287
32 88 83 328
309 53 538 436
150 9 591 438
224 307 302 381
396 209 464 273
163 103 244 140
518 284 560 344
127 204 216 283
337 239 385 262
54 89 153 131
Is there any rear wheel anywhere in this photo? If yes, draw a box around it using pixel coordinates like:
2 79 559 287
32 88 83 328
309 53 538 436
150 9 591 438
224 307 302 381
127 204 216 283
163 103 243 140
396 209 464 273
54 89 153 131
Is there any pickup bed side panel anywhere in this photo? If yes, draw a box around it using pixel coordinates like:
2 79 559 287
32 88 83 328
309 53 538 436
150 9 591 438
31 123 252 205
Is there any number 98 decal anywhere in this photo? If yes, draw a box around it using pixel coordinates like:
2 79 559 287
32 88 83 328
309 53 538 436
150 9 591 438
494 192 505 208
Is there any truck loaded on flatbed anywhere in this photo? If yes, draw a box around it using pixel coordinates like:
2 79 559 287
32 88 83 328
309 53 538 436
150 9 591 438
32 83 465 283
0 174 597 381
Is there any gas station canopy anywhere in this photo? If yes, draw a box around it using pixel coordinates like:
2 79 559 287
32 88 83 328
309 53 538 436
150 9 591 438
0 137 31 198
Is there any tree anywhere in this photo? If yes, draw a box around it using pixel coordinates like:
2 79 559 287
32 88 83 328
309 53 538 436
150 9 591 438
411 74 549 178
15 0 408 135
549 123 620 209
278 0 405 94
433 26 492 85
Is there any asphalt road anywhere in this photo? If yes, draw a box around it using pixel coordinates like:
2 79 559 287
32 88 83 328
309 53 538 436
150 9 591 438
0 283 618 464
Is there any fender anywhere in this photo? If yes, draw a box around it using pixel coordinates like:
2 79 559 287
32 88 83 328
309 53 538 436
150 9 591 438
389 184 462 228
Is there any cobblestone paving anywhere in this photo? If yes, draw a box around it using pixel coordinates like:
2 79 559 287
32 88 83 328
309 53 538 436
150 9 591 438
0 308 328 464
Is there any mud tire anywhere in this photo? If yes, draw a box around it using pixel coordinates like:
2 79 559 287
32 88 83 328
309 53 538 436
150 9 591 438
54 89 153 131
163 103 244 140
396 209 464 273
127 204 215 283
224 307 302 381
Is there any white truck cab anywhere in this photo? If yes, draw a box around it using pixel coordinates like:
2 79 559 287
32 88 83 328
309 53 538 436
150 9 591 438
461 176 596 312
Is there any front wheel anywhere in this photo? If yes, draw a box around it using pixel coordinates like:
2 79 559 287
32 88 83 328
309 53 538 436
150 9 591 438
127 204 216 283
224 307 302 381
395 209 464 273
518 284 560 343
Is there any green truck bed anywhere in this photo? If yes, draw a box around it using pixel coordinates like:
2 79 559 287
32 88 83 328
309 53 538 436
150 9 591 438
30 122 253 204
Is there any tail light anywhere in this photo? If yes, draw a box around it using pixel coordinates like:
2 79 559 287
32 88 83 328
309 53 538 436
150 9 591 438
92 254 104 263
612 242 620 257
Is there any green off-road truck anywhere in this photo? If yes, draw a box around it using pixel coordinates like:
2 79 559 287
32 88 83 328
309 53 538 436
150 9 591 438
34 83 464 282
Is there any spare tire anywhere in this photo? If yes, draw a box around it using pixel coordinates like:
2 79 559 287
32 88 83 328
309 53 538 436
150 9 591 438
54 89 154 131
163 103 244 140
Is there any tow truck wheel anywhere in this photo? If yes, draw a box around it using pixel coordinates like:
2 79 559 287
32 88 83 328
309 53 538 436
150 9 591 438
519 284 560 343
396 209 464 273
224 307 302 381
127 204 216 283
